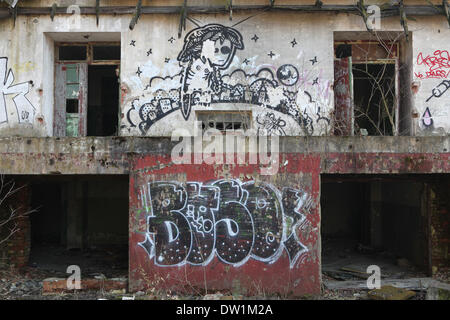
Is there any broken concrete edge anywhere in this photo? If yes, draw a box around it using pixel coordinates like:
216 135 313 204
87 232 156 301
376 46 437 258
324 277 450 292
0 136 449 155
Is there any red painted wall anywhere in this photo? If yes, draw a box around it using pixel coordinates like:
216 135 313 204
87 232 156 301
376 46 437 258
129 153 321 297
128 151 450 296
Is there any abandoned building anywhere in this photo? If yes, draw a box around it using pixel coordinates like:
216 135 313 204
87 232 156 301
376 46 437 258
0 0 449 298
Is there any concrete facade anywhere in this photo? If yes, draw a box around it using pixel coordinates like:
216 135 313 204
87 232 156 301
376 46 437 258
0 1 449 137
0 0 449 297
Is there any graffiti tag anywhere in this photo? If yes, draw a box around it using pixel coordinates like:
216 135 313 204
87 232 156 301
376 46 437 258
138 179 311 268
416 50 450 79
0 57 36 124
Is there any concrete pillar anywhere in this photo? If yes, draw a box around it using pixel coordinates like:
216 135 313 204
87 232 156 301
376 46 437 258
66 180 83 250
370 181 383 249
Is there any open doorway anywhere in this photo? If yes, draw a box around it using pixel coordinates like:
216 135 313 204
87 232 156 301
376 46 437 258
321 174 431 283
54 42 120 137
87 65 120 136
333 32 412 136
28 175 129 278
352 63 396 136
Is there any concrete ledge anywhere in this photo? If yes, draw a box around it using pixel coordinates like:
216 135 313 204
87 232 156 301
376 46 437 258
0 136 449 155
0 136 449 175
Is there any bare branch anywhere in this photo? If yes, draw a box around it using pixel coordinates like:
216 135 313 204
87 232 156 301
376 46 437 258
0 176 37 249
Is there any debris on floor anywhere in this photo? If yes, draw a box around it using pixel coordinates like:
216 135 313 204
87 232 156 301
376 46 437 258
426 287 450 300
42 277 127 294
322 238 428 282
368 285 416 300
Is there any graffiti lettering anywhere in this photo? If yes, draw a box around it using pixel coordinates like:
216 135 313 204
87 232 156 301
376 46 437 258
416 50 450 79
0 57 36 124
138 179 311 268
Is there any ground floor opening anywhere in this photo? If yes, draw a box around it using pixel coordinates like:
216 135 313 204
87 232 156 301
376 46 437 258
23 175 128 279
320 174 449 286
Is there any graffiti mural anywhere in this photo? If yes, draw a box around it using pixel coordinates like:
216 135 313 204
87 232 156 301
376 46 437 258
137 179 311 268
414 49 450 133
419 80 450 131
421 107 433 127
256 112 286 136
125 23 330 136
426 80 450 102
0 57 35 124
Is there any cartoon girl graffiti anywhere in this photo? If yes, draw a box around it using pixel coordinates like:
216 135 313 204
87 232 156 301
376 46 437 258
177 24 244 120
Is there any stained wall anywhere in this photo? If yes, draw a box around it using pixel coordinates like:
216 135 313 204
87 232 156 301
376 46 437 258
0 1 448 137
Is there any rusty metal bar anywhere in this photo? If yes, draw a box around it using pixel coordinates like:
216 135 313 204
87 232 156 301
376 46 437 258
0 5 445 17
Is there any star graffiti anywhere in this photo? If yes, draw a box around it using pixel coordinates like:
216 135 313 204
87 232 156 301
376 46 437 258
243 58 250 65
164 58 170 63
291 38 297 47
130 40 136 47
147 49 153 56
310 56 318 65
268 51 275 59
168 37 175 43
251 34 259 42
136 67 142 77
312 77 319 85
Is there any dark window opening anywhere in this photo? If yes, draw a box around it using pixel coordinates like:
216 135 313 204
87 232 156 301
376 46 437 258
87 65 120 136
93 45 121 61
353 64 396 136
333 36 410 136
197 112 251 133
66 99 78 113
59 45 87 61
28 175 129 278
335 44 352 58
321 174 434 284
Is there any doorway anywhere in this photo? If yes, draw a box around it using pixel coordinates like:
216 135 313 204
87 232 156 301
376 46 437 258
333 33 411 136
321 174 431 282
28 175 129 278
87 65 120 136
54 42 120 137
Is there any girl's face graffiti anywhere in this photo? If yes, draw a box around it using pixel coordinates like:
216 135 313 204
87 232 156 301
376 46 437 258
131 23 331 136
201 39 233 68
212 39 233 68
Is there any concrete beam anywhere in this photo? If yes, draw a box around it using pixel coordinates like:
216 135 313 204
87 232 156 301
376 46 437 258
0 136 448 175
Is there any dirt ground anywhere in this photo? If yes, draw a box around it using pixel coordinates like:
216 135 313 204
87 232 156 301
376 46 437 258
1 241 447 300
0 266 441 300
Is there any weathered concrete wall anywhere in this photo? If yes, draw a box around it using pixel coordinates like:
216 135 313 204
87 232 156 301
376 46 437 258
429 178 450 275
0 1 448 137
120 12 334 137
411 17 450 135
0 136 449 175
0 136 448 294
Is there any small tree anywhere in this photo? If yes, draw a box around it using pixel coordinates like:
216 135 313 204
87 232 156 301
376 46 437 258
0 176 36 248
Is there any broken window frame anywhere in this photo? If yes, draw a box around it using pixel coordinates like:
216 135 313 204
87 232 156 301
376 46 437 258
196 111 252 134
54 42 121 137
55 42 121 65
334 40 400 136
